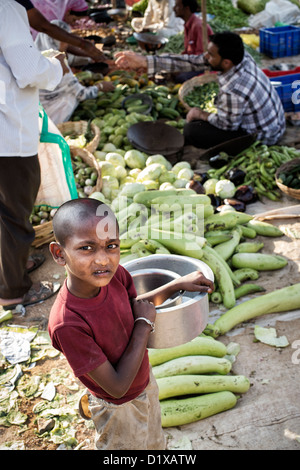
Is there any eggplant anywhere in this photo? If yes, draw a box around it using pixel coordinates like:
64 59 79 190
226 168 246 186
223 198 246 212
209 152 230 169
193 171 209 184
207 194 223 209
186 179 206 194
234 185 258 204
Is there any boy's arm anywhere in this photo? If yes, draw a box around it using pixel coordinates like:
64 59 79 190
136 270 214 306
87 298 156 399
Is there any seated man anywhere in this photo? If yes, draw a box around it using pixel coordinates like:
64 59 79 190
115 31 286 147
131 0 184 38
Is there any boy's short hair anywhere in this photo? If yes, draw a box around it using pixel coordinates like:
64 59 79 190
210 31 244 65
181 0 199 13
52 198 118 246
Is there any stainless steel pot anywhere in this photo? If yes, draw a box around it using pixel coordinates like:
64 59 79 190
124 254 214 349
131 268 183 308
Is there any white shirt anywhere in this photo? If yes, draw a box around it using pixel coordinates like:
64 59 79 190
0 0 63 156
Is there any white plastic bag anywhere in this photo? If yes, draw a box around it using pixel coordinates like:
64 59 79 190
249 0 300 28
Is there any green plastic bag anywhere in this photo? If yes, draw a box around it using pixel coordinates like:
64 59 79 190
36 105 78 208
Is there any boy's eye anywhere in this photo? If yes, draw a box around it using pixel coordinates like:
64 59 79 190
79 245 93 251
107 243 119 250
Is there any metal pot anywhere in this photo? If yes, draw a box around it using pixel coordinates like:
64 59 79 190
131 268 184 308
123 254 214 349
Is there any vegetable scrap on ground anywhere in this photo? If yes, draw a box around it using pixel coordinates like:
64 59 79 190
1 0 300 451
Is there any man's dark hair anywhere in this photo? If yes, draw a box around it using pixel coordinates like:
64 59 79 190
210 31 244 65
181 0 199 13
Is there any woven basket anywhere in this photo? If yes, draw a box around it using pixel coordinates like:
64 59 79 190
178 73 218 111
70 147 102 195
32 148 102 247
57 120 100 154
275 158 300 200
32 220 54 248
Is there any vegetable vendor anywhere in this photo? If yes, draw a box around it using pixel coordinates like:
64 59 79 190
115 31 286 148
131 0 184 38
48 198 214 450
35 20 114 124
15 0 106 64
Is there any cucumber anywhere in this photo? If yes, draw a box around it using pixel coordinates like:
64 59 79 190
247 219 283 237
235 241 264 253
231 253 287 271
204 212 239 232
205 230 233 246
202 245 236 308
150 194 212 207
148 336 227 366
240 224 257 239
152 355 232 379
232 268 259 282
234 283 265 299
160 391 237 427
157 374 250 400
133 188 195 206
213 227 241 261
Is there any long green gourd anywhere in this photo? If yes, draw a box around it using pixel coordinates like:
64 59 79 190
157 374 250 400
206 283 300 337
148 336 227 366
160 391 237 427
152 355 232 379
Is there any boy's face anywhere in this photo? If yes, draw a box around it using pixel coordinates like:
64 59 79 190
51 214 120 298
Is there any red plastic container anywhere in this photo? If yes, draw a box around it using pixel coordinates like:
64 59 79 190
263 67 300 78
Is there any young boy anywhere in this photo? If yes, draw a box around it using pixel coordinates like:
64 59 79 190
48 198 214 450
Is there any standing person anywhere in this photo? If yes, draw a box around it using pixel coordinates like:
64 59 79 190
0 0 67 309
48 198 214 450
35 20 115 124
27 0 90 39
172 0 213 82
15 0 106 63
115 32 286 147
174 0 213 55
131 0 184 38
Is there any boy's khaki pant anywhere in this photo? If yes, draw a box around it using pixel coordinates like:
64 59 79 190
88 370 166 450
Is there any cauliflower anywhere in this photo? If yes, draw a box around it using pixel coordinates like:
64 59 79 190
203 178 219 195
215 179 236 199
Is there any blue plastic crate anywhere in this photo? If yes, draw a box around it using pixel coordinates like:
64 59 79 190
259 25 300 58
270 73 300 112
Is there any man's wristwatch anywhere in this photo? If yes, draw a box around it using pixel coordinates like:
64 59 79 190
134 317 155 333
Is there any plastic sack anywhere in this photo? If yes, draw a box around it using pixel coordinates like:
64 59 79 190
36 105 78 208
249 0 300 28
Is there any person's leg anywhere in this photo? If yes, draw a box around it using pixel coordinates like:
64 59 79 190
88 371 165 450
0 155 40 301
184 120 248 148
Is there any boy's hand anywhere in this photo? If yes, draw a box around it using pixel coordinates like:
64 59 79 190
131 298 156 324
176 271 214 294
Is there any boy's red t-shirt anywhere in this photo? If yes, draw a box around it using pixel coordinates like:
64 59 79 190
48 265 150 405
